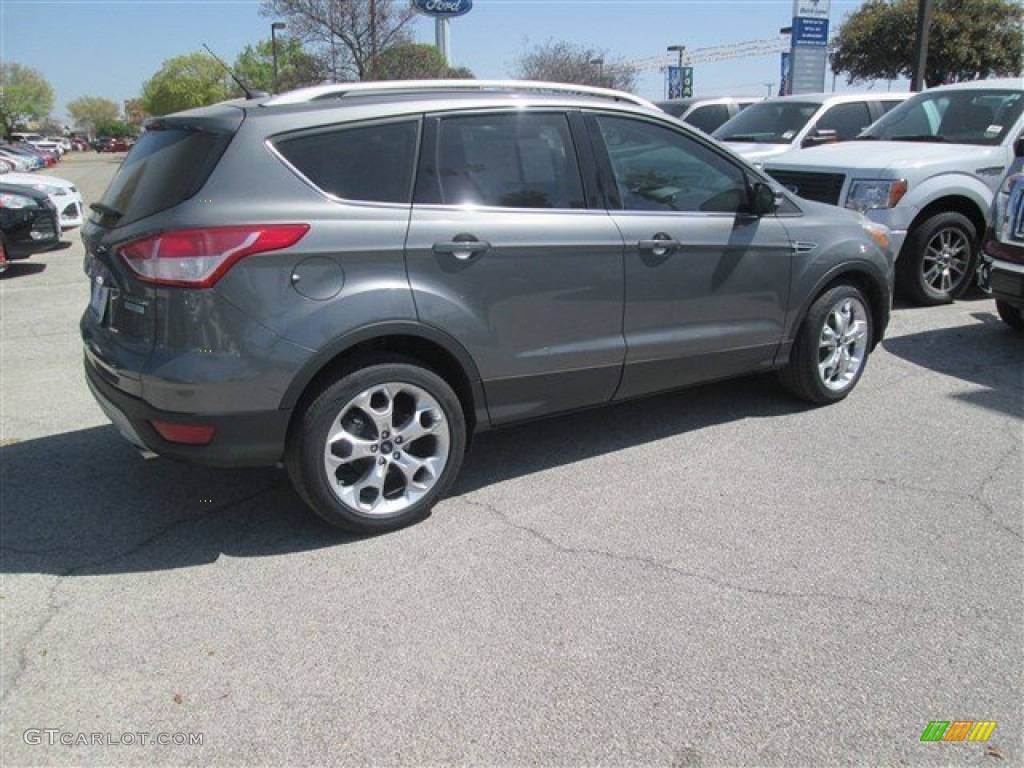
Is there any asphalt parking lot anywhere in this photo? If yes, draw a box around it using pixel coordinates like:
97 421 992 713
1 153 1021 767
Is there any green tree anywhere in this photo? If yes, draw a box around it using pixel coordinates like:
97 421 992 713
140 53 228 116
513 41 638 93
259 0 416 80
67 96 120 136
372 43 474 80
831 0 1023 87
233 37 325 94
0 63 54 136
96 120 134 138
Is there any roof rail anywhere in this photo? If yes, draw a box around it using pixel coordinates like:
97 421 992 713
263 79 658 110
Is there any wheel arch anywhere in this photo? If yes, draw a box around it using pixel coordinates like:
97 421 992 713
903 194 987 257
281 322 488 442
786 263 891 358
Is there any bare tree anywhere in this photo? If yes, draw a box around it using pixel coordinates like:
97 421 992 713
513 40 639 93
260 0 417 81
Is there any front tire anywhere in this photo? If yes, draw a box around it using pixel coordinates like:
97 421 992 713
287 361 466 533
897 212 977 305
779 285 873 404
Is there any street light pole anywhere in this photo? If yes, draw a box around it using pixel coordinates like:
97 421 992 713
271 21 286 93
911 0 934 91
589 58 604 87
667 44 685 68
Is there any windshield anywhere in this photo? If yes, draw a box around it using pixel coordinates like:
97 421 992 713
712 101 819 144
860 89 1023 146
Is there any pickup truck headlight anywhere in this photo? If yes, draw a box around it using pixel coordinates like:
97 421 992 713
846 179 908 213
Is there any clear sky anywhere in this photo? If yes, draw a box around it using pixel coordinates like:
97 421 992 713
1 0 893 126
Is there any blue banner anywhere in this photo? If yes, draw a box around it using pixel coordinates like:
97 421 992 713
667 66 694 99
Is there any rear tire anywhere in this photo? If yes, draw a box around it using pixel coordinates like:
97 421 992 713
286 361 466 533
897 212 977 306
996 299 1024 331
779 284 873 405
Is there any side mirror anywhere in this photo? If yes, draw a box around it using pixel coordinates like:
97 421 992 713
802 128 839 148
1014 133 1024 159
749 181 778 216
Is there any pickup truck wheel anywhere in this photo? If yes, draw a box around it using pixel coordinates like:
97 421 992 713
897 212 976 306
778 284 873 405
996 299 1024 331
286 362 466 533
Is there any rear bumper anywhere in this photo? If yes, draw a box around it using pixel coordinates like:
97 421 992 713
85 355 292 467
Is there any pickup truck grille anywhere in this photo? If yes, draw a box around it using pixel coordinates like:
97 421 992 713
764 169 846 206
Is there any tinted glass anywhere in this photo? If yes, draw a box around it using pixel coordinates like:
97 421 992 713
862 89 1023 146
816 101 873 141
712 101 820 144
429 113 585 209
597 115 747 213
95 128 229 226
685 104 731 134
276 120 419 203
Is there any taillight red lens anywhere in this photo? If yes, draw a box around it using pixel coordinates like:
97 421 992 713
150 421 216 445
118 224 309 288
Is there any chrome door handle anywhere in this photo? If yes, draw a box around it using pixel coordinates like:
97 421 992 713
433 235 491 261
638 233 681 257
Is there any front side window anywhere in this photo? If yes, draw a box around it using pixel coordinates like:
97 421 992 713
596 115 748 213
275 120 419 204
429 112 585 209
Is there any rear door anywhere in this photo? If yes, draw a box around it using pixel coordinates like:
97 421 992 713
405 109 626 425
587 113 793 400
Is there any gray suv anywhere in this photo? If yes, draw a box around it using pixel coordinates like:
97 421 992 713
81 80 894 532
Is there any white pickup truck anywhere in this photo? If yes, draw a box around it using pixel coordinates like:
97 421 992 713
762 79 1024 305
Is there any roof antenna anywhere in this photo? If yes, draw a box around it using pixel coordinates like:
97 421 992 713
203 43 267 100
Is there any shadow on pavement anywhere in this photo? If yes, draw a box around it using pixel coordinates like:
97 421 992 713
883 307 1024 420
1 376 805 577
1 262 47 278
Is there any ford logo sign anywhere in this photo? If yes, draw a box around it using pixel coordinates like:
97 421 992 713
412 0 472 17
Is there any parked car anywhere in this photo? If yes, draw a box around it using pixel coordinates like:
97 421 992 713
0 171 84 229
713 91 909 162
81 79 894 534
762 79 1024 305
0 182 60 258
96 137 130 153
0 145 43 171
655 96 760 134
978 169 1024 330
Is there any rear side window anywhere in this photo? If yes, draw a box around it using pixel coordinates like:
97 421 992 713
95 127 230 226
275 120 419 204
816 101 873 141
685 104 731 134
425 112 586 209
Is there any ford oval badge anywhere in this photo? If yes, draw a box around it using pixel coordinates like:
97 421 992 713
412 0 473 18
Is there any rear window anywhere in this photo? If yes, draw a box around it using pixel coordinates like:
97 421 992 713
274 120 419 204
94 127 230 226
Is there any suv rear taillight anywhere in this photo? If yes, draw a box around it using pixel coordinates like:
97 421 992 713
118 224 309 288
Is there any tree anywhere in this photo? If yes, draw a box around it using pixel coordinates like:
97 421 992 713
373 43 474 80
67 96 120 136
233 37 326 94
140 53 229 116
513 41 638 93
831 0 1023 87
259 0 416 80
0 63 54 137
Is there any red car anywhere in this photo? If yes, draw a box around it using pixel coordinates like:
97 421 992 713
97 137 130 153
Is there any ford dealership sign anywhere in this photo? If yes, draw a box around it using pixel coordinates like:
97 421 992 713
412 0 472 17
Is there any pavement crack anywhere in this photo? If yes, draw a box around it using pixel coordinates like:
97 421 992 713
462 496 916 613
